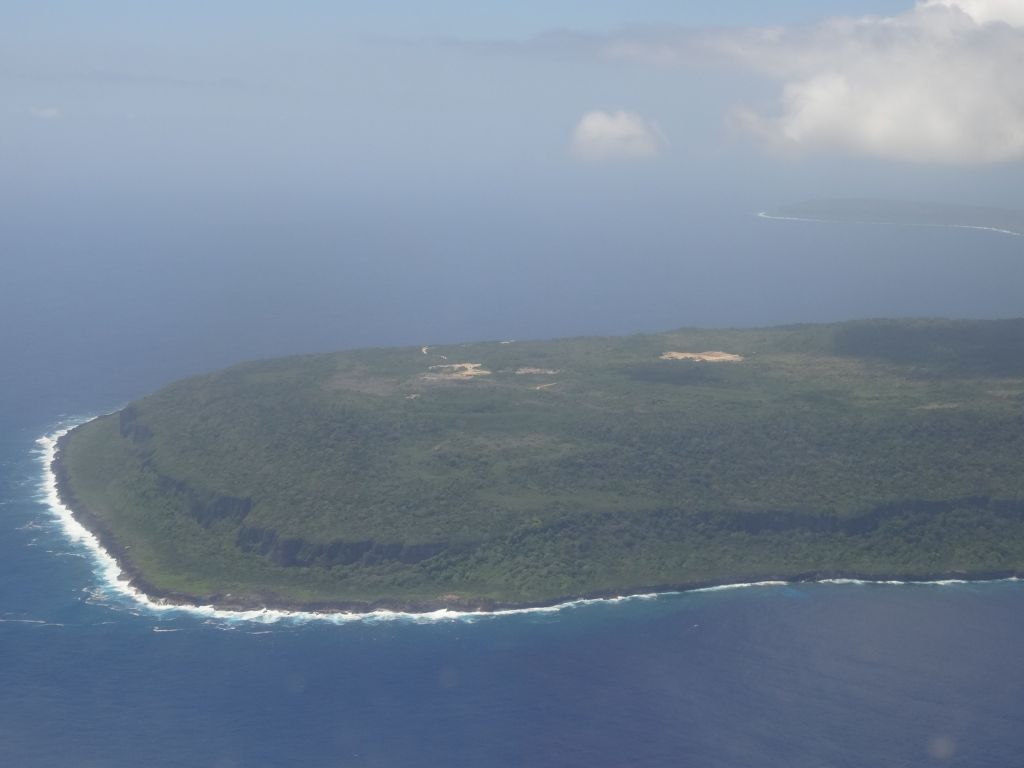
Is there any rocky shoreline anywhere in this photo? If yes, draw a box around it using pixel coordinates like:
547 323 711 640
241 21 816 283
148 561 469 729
51 427 1023 617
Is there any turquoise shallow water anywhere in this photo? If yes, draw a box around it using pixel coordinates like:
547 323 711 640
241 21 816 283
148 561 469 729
3 211 1023 766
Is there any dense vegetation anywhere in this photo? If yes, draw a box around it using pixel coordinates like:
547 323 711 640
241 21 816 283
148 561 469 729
58 319 1024 610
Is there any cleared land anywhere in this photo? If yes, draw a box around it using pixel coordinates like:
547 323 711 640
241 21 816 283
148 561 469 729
56 319 1024 611
659 351 744 362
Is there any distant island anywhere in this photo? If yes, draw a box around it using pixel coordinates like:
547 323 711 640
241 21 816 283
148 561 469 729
53 319 1024 613
760 199 1024 236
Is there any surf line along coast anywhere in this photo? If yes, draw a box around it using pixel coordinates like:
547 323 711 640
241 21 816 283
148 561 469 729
40 421 1023 623
42 424 755 616
43 423 675 621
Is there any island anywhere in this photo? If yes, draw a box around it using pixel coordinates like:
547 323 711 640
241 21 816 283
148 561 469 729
53 319 1024 613
760 198 1024 236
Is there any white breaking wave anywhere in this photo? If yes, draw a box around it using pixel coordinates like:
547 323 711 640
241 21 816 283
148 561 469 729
35 420 1021 627
757 211 1024 237
690 581 789 593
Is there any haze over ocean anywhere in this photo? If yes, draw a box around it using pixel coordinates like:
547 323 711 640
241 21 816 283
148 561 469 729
1 213 1023 767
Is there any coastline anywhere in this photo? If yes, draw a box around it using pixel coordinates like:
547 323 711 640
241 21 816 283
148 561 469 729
756 210 1024 237
40 422 1023 624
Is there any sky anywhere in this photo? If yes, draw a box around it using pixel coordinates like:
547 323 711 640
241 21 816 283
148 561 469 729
6 0 1024 208
3 0 1024 398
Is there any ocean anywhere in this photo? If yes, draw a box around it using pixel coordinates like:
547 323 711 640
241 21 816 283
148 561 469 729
2 207 1023 766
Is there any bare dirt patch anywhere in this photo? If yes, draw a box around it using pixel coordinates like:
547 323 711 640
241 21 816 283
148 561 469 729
422 363 492 382
660 351 744 363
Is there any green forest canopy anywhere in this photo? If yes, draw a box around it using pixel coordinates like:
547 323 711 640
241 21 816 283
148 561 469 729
59 319 1024 610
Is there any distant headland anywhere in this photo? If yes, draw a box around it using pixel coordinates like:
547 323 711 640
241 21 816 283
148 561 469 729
51 319 1024 613
760 198 1024 237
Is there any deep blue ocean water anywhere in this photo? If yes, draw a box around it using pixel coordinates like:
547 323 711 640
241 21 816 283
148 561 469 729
2 209 1024 767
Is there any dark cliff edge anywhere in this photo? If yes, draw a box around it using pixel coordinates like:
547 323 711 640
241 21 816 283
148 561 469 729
52 425 525 614
125 406 449 569
51 424 1024 616
234 527 449 568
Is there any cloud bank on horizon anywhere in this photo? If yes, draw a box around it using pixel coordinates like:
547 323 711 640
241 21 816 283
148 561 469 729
728 0 1024 164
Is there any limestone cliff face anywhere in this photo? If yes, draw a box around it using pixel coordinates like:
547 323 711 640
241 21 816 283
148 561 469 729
150 471 253 527
235 526 447 568
118 406 152 442
125 405 447 569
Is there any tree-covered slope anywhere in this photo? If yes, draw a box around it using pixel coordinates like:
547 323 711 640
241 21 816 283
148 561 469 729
56 319 1024 610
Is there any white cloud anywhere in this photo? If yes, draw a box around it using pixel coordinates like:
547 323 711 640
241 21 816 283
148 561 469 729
922 0 1024 27
440 1 1024 165
570 110 665 162
724 0 1024 164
